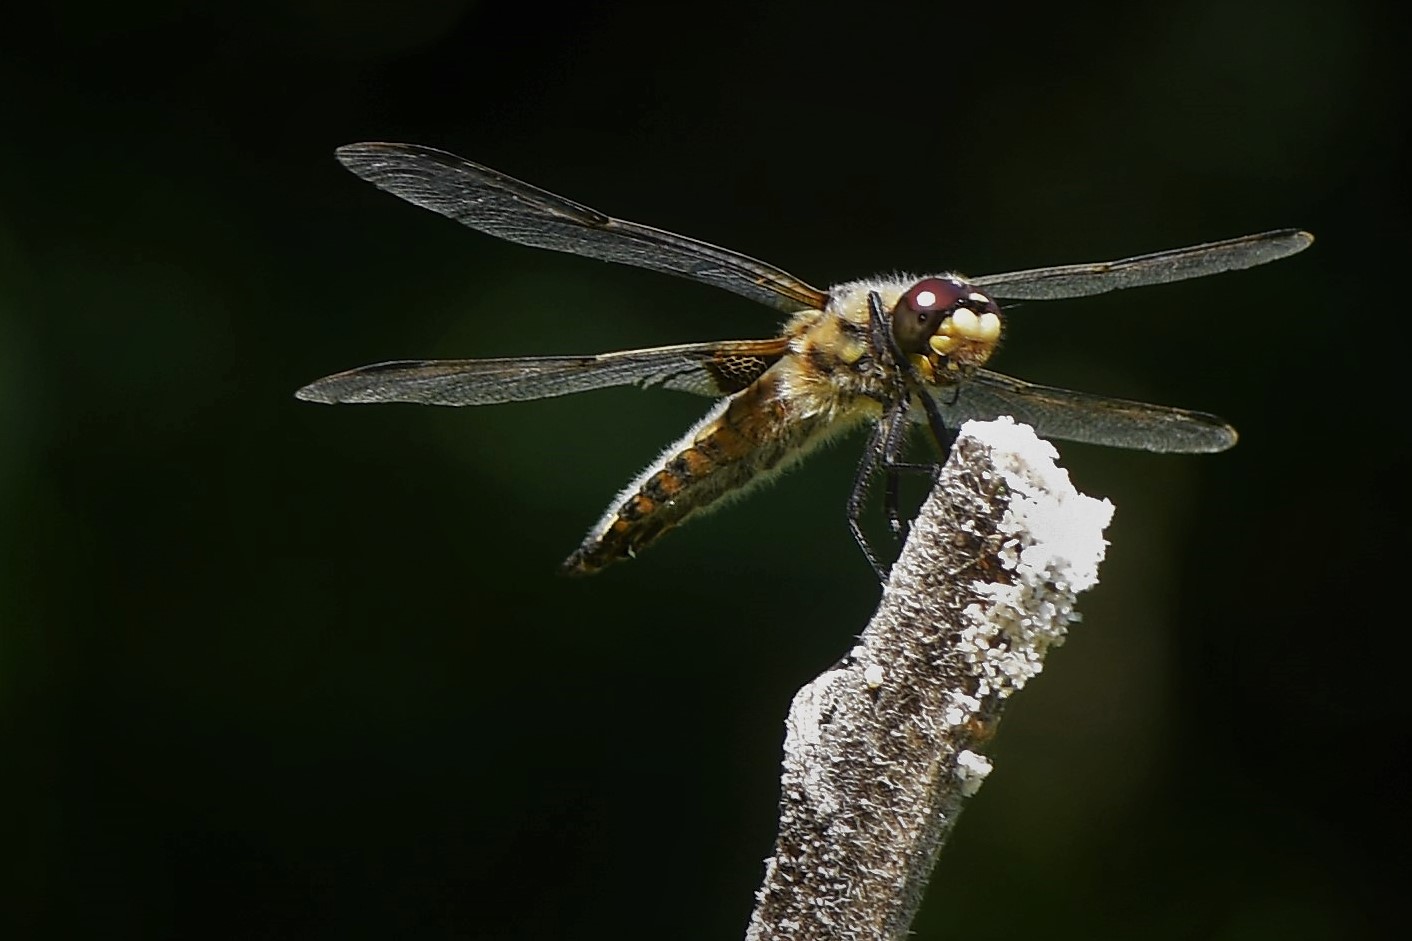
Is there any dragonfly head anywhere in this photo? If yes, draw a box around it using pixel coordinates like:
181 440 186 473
890 276 1003 380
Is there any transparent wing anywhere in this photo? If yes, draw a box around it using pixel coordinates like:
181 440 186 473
296 338 789 406
335 142 829 313
973 229 1313 300
931 369 1237 453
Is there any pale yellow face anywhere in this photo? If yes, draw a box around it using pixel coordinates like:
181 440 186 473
887 277 1004 383
919 292 1003 377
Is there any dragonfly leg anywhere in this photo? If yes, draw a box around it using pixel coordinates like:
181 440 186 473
865 289 950 542
848 403 905 582
884 465 903 537
866 290 906 390
882 463 942 538
880 433 947 541
877 399 915 538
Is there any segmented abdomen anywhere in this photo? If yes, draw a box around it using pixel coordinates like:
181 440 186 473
561 371 854 575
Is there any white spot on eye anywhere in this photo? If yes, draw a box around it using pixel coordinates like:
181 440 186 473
967 292 990 304
915 290 937 308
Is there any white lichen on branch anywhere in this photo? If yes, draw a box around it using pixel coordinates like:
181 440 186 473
746 418 1114 941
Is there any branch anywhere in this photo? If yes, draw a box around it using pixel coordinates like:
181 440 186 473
745 418 1115 941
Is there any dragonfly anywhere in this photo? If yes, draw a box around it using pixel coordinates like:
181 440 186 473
298 142 1312 577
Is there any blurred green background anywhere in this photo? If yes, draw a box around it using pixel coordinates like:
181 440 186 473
3 1 1405 938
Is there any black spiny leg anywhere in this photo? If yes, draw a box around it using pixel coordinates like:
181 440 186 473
848 400 907 582
864 289 955 546
877 400 916 537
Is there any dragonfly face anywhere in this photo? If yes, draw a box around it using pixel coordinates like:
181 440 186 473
890 276 1004 379
298 142 1312 576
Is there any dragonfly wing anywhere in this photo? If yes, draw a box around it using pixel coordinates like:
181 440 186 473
973 229 1312 300
295 338 789 406
930 369 1237 453
336 143 829 313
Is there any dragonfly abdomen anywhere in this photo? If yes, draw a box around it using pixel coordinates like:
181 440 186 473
561 370 862 575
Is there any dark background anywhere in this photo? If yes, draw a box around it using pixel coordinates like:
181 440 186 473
4 1 1406 938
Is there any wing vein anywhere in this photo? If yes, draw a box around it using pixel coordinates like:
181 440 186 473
335 142 829 313
974 229 1313 300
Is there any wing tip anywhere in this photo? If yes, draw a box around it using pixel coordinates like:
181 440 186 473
336 141 453 164
1210 424 1239 452
1271 228 1315 255
1249 228 1315 267
335 141 450 179
1173 417 1238 453
335 141 390 167
294 381 338 404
